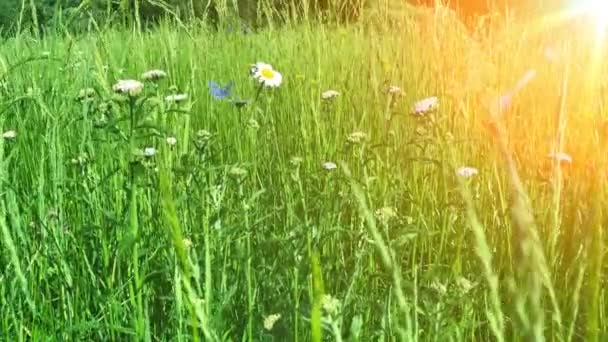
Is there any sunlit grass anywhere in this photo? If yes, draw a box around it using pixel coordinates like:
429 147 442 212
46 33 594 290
0 3 608 341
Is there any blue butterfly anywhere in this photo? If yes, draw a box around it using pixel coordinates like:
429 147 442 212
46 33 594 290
208 80 234 100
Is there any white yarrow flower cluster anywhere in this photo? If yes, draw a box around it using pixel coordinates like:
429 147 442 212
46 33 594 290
375 207 398 222
321 90 340 100
413 96 439 115
456 166 479 178
2 130 17 139
347 131 368 144
166 137 177 146
263 314 281 331
321 294 341 316
141 69 167 81
113 79 144 96
143 147 157 157
322 162 337 170
387 85 402 95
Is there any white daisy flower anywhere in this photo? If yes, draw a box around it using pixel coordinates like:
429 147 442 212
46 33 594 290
321 90 340 100
250 62 273 76
2 130 17 139
165 94 188 103
166 137 177 146
141 69 167 81
413 96 439 115
547 152 572 164
456 166 479 178
112 79 144 96
143 147 157 157
250 62 282 87
322 162 337 170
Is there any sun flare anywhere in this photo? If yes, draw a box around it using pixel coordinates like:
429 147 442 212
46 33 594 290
570 0 608 36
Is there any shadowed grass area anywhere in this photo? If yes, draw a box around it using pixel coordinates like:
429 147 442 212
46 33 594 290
1 3 608 341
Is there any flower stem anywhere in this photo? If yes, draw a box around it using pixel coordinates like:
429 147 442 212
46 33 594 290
254 81 265 102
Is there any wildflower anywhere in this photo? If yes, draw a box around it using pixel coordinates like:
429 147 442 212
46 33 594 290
143 147 157 157
247 118 260 130
93 114 109 128
166 136 177 146
208 80 233 100
547 152 572 164
321 295 340 316
290 156 304 167
70 153 88 165
387 85 402 95
456 276 477 294
141 69 167 81
112 79 144 96
165 94 188 103
2 130 17 139
347 131 368 144
229 166 247 179
321 90 340 100
77 88 96 101
375 207 397 222
196 129 212 141
430 280 447 295
412 96 438 115
250 62 283 87
250 62 272 77
263 314 281 331
322 162 337 170
456 166 479 178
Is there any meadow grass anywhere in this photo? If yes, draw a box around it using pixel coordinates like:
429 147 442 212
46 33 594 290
1 3 608 341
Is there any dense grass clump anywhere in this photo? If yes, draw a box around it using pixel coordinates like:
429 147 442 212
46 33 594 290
1 4 608 341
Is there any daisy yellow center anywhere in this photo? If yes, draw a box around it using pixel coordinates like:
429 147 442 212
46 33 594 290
260 68 275 79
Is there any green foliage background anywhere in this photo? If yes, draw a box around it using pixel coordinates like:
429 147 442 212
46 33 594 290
0 0 365 34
